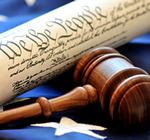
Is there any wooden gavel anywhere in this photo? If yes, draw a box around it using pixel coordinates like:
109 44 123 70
0 47 149 127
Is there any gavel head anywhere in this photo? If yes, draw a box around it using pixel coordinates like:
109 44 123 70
74 47 150 127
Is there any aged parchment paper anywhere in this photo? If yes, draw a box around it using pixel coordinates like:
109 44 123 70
0 0 150 104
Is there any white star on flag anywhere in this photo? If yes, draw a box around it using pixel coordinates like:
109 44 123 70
25 0 36 6
31 117 107 139
0 15 8 22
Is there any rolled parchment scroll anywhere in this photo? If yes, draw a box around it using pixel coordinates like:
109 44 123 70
0 0 150 105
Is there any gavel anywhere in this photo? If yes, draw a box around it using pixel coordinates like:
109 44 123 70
0 47 149 127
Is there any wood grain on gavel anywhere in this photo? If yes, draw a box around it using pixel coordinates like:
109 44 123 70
0 47 149 127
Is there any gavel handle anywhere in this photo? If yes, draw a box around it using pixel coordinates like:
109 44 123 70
0 85 97 125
